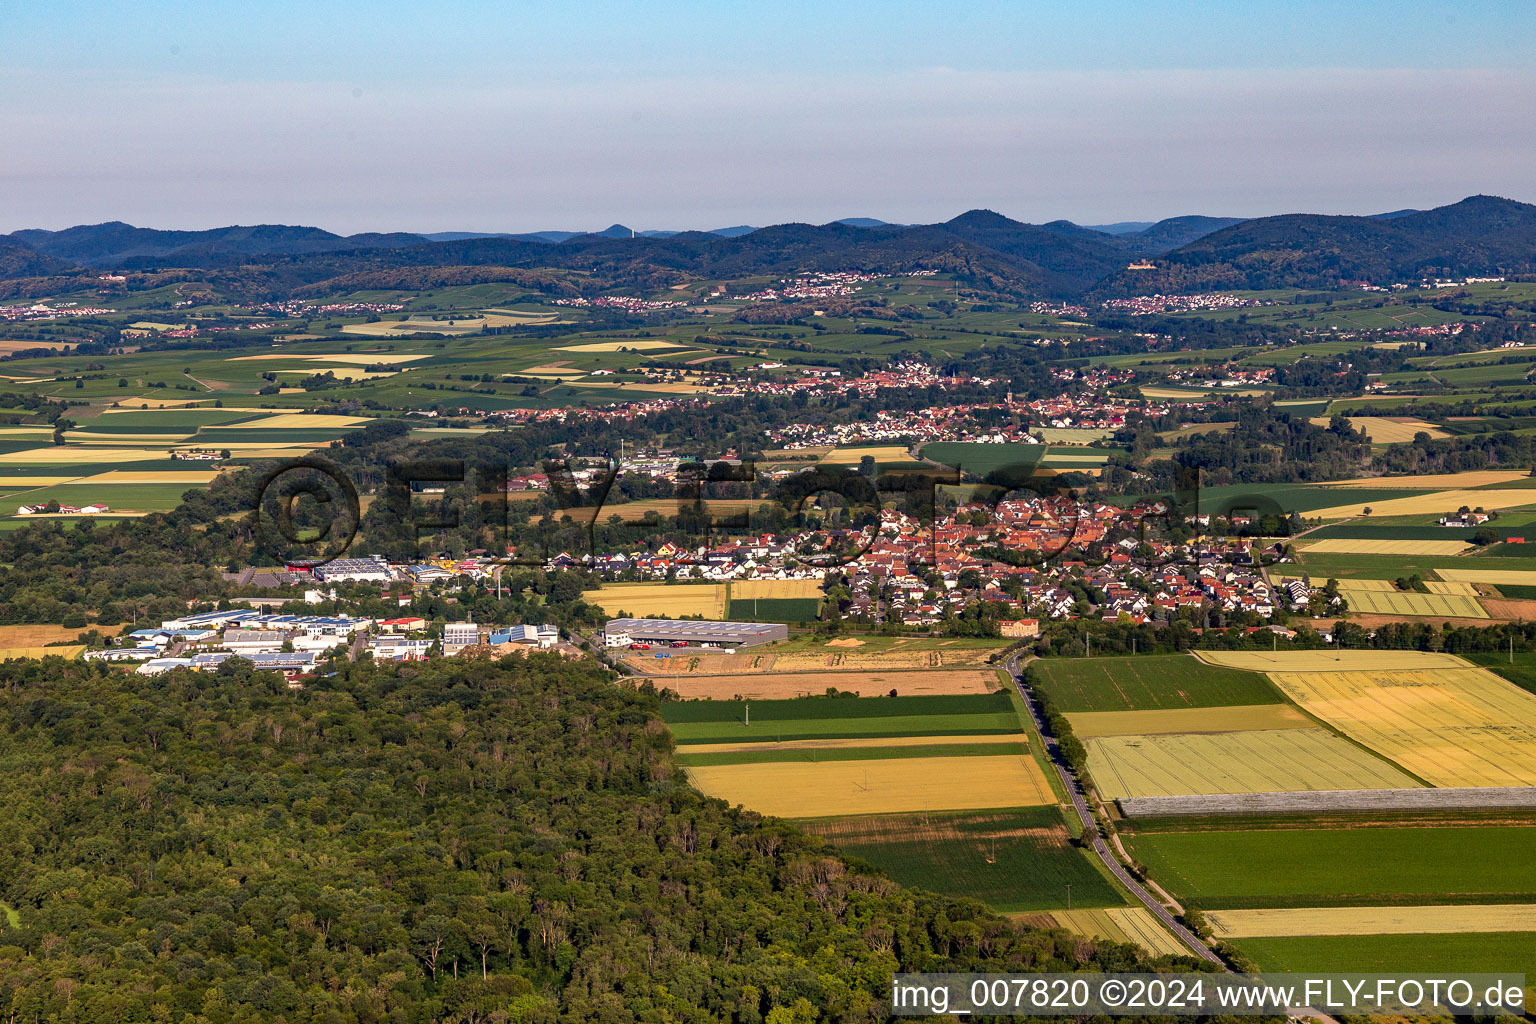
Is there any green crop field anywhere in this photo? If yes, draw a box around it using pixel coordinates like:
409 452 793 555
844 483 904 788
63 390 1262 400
726 597 821 622
1029 655 1280 712
1126 826 1536 909
920 442 1046 479
675 741 1030 767
661 692 1020 744
1296 551 1536 579
1233 932 1536 975
801 807 1125 913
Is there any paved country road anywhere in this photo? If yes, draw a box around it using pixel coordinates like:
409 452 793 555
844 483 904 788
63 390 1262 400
1005 654 1225 966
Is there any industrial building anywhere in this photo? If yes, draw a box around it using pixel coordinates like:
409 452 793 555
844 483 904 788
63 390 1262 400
602 618 788 649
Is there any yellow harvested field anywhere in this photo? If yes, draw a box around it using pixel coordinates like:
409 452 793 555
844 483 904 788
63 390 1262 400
1333 588 1488 618
0 646 83 661
0 447 173 464
664 669 999 700
1298 538 1473 556
1196 649 1470 672
269 368 400 380
1036 427 1112 444
1266 663 1536 787
221 413 369 429
115 396 222 408
481 312 565 327
731 579 824 599
1329 578 1398 592
819 446 912 464
1025 908 1189 957
1310 416 1448 443
1325 470 1529 489
1084 729 1421 799
340 318 485 336
681 733 1026 755
0 475 76 486
588 498 761 522
1436 568 1536 586
554 340 682 352
591 583 727 618
1207 904 1536 938
686 754 1055 817
0 624 121 645
1067 704 1312 738
1308 488 1536 519
1423 580 1482 596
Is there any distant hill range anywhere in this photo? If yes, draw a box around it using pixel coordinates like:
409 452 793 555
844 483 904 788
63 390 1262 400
4 196 1533 299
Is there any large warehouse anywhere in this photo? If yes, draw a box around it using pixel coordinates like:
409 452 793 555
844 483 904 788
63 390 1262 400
603 618 788 649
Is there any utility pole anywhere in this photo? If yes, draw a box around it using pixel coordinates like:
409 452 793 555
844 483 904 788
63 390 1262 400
744 701 750 727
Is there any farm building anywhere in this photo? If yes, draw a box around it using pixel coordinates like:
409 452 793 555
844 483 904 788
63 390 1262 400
603 617 788 649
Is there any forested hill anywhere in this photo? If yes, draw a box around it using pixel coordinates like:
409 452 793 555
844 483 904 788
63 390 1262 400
0 655 1177 1023
1092 195 1536 295
6 196 1530 299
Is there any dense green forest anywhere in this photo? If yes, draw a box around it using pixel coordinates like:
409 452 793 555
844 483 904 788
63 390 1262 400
0 655 1183 1023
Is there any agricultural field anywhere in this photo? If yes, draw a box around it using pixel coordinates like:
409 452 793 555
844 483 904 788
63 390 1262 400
1232 932 1536 976
1296 538 1473 556
1305 487 1536 519
662 668 999 700
1206 904 1536 938
1312 416 1447 443
684 754 1055 816
623 635 1006 675
589 582 728 618
1019 909 1190 957
727 597 821 621
800 808 1123 912
1265 661 1536 787
1330 586 1488 618
919 441 1046 478
1324 470 1530 489
0 646 84 661
1436 567 1536 585
660 693 1020 744
1125 825 1536 909
1084 729 1419 800
1029 654 1280 712
730 579 824 599
1066 704 1311 738
675 738 1031 766
0 623 122 645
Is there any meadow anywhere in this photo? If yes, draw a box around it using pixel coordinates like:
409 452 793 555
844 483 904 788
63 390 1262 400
1029 654 1280 712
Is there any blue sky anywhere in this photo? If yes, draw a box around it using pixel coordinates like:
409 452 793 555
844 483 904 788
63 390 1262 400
3 1 1535 232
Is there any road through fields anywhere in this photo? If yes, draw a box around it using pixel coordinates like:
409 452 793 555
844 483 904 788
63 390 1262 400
1007 654 1224 966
